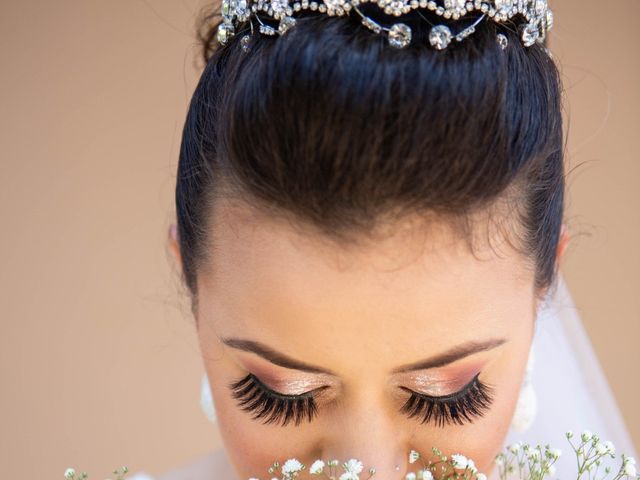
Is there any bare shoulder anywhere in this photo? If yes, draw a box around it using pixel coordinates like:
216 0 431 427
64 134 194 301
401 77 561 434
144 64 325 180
156 448 235 480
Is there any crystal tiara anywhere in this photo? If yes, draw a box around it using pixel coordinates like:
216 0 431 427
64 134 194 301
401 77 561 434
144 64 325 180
215 0 553 51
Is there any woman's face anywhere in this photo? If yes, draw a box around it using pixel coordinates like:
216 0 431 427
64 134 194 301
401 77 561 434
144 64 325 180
187 198 554 480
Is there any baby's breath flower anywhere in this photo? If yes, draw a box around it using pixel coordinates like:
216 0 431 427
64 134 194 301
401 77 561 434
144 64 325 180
409 449 420 464
466 458 477 473
566 430 574 439
581 430 593 442
451 454 469 469
604 440 616 455
64 468 76 479
508 442 522 454
549 448 562 460
328 459 340 467
477 474 487 480
281 458 304 475
547 464 556 476
405 473 416 480
419 470 433 480
624 463 637 477
343 459 363 474
339 472 359 480
309 460 325 474
624 457 637 466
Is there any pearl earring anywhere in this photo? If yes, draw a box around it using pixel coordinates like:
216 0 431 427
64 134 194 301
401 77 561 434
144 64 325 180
510 344 537 433
200 372 217 424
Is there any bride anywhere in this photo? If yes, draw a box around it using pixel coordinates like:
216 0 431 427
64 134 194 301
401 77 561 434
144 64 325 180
132 1 637 478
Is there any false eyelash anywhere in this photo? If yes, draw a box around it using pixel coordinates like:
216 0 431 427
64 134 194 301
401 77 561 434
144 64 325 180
399 372 495 428
228 373 322 427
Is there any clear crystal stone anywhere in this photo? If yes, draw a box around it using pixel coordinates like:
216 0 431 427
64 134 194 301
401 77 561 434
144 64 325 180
545 9 553 30
361 16 382 34
534 0 546 15
217 23 235 44
240 34 252 52
323 0 346 14
388 23 412 48
429 24 452 50
494 0 513 13
278 15 297 34
271 0 288 14
444 0 466 9
259 24 277 35
519 22 538 46
496 33 508 50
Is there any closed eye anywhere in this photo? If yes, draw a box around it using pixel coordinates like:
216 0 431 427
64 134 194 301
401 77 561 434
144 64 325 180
229 371 494 428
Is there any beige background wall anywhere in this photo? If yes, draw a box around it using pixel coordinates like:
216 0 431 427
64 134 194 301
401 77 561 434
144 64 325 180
0 1 638 478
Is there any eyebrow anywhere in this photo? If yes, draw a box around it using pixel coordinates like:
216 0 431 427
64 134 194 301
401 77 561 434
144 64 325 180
220 336 507 376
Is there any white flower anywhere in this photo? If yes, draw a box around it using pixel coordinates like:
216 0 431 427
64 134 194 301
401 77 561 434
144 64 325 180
477 474 487 480
451 454 469 469
581 430 593 441
419 471 434 480
310 460 325 474
549 448 562 459
604 441 616 455
343 459 363 474
495 456 505 467
508 442 522 454
624 463 637 477
624 457 637 466
282 458 304 475
596 442 608 455
328 459 340 467
527 449 541 461
466 458 477 473
339 473 359 480
64 468 76 479
409 449 420 464
405 473 416 480
547 465 556 476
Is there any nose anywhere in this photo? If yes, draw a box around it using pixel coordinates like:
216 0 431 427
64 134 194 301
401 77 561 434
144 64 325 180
316 401 412 479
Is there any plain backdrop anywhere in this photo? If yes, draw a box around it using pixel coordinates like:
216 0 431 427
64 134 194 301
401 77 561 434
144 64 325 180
0 0 638 478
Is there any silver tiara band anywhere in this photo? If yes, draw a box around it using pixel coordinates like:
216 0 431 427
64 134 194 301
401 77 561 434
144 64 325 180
215 0 553 51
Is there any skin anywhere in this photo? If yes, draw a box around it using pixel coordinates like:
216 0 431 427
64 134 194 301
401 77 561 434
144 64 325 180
168 197 570 480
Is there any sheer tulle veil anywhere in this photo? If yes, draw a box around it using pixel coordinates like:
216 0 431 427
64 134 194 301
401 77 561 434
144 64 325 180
502 273 638 478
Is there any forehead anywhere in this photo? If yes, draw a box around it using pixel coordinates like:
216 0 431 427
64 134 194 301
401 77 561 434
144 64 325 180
197 197 535 369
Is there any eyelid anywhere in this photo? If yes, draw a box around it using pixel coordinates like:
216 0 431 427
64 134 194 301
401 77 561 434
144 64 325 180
401 372 480 399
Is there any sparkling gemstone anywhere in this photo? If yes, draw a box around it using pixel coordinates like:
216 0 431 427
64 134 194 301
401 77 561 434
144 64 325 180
496 33 508 50
222 0 232 18
217 23 235 44
361 16 382 34
270 0 288 14
444 0 466 9
323 0 347 14
388 23 412 48
259 24 277 35
519 22 538 46
494 0 513 13
534 0 547 15
240 34 252 52
278 15 297 34
545 9 553 30
429 24 452 50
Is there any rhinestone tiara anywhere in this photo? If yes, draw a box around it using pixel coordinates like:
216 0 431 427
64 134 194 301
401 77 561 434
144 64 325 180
215 0 553 51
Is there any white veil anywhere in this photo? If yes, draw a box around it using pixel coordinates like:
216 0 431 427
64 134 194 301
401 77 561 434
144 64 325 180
503 273 638 477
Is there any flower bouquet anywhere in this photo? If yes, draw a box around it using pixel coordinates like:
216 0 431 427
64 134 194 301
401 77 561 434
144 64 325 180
63 430 638 480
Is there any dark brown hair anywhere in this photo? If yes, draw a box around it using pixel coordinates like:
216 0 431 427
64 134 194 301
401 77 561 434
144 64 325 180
175 4 566 306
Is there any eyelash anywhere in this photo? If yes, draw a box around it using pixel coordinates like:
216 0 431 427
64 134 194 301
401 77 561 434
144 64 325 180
229 372 494 428
399 373 495 428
